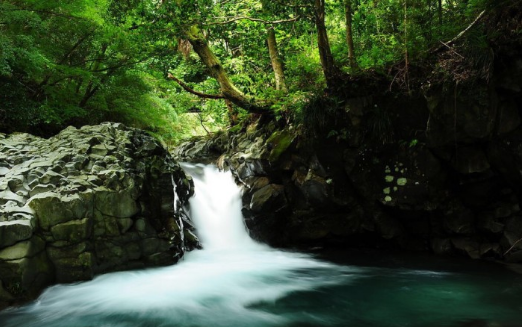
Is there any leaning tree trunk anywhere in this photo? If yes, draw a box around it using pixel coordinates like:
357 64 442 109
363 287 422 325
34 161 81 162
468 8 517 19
314 0 337 89
344 0 357 70
184 26 268 113
267 26 288 92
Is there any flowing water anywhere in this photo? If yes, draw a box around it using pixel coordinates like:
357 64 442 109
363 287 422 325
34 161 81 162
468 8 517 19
1 164 522 327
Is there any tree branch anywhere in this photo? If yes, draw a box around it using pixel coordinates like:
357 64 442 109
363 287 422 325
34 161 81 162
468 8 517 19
167 73 225 100
432 10 486 53
204 16 299 26
446 10 486 46
0 7 86 20
504 237 522 257
90 58 147 73
197 112 210 135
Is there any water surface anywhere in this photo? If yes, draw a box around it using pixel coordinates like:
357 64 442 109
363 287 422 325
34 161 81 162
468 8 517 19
1 164 521 327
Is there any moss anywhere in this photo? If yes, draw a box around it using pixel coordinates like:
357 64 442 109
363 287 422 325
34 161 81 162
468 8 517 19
266 130 295 163
229 124 242 134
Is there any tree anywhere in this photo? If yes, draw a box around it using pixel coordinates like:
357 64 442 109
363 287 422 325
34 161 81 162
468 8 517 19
344 0 357 70
314 0 338 88
262 0 288 93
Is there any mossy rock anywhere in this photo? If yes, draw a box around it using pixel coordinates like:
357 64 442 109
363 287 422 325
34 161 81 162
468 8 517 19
266 130 295 163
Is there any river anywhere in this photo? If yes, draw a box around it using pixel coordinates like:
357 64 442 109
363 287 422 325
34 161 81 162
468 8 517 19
0 164 521 327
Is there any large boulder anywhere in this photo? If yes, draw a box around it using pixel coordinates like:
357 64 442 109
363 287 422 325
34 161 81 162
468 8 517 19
0 123 199 308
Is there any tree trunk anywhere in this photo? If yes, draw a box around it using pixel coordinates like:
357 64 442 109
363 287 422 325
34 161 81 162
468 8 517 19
225 99 239 126
79 43 108 108
314 0 337 88
404 0 410 93
344 0 357 70
262 0 288 93
267 26 288 92
438 0 442 26
185 26 268 113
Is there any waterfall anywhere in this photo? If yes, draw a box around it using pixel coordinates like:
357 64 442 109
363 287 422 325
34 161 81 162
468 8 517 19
171 173 184 252
180 163 260 251
0 164 349 327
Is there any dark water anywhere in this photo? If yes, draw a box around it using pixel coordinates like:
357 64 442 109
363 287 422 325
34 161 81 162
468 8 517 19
261 249 522 327
1 249 521 327
1 165 521 327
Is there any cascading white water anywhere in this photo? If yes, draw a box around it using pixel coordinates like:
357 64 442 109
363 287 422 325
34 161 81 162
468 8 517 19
181 163 261 251
0 164 350 327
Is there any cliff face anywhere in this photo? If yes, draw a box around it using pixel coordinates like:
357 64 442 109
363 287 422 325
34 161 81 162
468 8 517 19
174 50 522 266
0 123 199 308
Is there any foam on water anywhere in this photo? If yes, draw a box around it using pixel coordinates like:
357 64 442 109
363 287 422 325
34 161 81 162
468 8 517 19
0 164 353 327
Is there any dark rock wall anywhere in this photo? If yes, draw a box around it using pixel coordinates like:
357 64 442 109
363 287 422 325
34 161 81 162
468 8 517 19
175 55 522 266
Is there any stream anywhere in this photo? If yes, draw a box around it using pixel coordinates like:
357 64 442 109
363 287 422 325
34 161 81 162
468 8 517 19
1 164 521 327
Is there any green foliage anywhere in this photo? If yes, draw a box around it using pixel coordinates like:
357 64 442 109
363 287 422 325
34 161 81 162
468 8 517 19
0 0 492 142
299 94 343 136
367 104 394 145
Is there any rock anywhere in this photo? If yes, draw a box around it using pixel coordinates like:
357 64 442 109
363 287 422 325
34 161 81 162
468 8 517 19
505 250 522 263
0 280 13 301
374 212 405 240
51 218 92 243
431 238 453 255
174 71 522 262
497 99 521 134
452 147 490 174
0 251 53 296
476 213 504 234
0 167 9 176
0 190 24 206
117 218 134 234
29 184 56 197
94 188 140 218
53 252 95 283
249 184 287 213
443 208 475 235
502 217 522 252
28 192 93 231
0 220 33 248
266 130 296 163
452 238 480 259
0 237 44 261
298 172 330 207
0 123 198 306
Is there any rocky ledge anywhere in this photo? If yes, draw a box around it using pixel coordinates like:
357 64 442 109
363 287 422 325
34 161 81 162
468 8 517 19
0 123 199 308
175 65 522 268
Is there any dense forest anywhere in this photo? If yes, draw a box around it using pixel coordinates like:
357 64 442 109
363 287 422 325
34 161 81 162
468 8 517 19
0 0 503 144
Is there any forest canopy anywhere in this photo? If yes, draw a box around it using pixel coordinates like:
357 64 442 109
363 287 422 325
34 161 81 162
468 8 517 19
0 0 495 143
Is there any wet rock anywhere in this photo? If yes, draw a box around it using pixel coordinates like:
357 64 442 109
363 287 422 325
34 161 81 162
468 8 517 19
431 238 453 255
374 212 405 240
51 218 92 244
502 217 522 252
451 147 490 174
0 123 199 307
0 220 33 248
0 237 45 261
452 238 480 259
443 207 475 235
28 192 92 231
249 184 287 213
0 281 13 301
